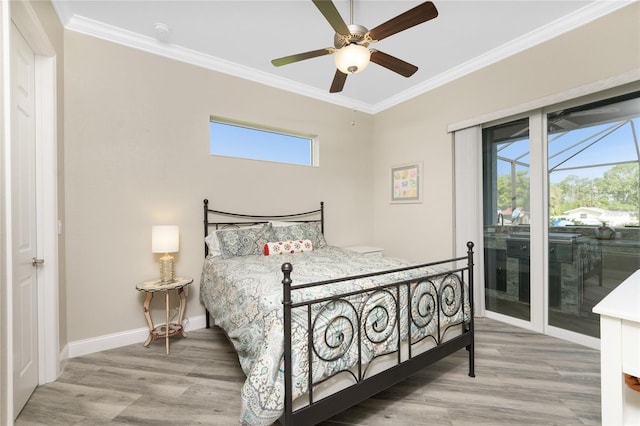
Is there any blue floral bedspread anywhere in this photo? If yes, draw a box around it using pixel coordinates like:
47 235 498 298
200 246 469 425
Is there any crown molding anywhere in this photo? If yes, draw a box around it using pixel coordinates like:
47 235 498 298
63 13 375 113
371 0 636 113
56 0 634 115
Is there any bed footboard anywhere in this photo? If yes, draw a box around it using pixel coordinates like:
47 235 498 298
281 242 475 425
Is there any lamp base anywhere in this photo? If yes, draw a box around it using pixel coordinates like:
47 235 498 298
159 253 175 283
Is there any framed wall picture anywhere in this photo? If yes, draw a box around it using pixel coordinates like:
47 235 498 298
390 162 423 204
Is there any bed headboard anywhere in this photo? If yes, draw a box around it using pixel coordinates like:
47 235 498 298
202 199 324 256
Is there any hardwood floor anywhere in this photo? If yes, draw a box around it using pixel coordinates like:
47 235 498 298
15 318 601 425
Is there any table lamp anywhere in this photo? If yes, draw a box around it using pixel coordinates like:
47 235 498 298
152 225 179 283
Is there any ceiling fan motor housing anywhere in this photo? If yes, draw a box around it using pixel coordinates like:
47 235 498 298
334 24 371 48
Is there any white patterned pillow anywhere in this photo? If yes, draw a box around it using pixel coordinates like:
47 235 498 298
264 240 313 256
271 222 326 249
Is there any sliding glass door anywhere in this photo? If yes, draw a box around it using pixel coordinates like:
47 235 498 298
546 93 640 338
481 91 640 342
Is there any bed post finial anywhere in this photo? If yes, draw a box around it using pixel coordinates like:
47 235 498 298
281 263 293 287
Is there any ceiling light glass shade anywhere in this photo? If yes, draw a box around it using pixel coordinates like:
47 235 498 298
334 44 371 74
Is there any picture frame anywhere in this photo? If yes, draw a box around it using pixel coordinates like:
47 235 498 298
390 162 423 204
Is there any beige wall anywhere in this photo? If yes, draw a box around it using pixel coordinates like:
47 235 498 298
64 32 374 341
372 3 640 261
63 3 639 344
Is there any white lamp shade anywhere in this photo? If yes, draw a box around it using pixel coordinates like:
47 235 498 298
334 44 371 74
152 225 179 253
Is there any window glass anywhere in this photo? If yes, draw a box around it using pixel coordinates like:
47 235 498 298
547 92 640 338
482 117 531 322
210 118 315 166
548 94 640 225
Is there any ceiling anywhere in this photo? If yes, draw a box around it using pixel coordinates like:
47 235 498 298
51 0 633 114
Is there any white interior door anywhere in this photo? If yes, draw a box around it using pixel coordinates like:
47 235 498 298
11 22 39 417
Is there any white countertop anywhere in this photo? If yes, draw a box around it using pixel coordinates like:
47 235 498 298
593 269 640 323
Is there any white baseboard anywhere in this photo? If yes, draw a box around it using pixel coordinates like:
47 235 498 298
68 314 207 358
58 343 69 376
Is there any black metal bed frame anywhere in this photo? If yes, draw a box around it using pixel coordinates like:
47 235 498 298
202 199 475 425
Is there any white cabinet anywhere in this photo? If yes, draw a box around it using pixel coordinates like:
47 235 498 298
343 245 383 257
593 269 640 426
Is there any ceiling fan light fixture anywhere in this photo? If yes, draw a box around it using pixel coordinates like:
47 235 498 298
334 44 371 74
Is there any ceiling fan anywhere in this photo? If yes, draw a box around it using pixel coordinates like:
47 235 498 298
271 0 439 93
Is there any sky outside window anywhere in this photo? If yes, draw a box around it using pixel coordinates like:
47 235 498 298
210 120 313 166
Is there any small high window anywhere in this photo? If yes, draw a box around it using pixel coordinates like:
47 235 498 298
210 117 316 166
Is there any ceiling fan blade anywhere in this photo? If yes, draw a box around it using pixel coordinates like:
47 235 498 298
369 1 438 42
271 48 334 67
370 50 418 77
312 0 350 36
330 70 347 93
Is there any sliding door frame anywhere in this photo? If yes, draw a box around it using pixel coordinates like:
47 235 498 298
452 74 640 349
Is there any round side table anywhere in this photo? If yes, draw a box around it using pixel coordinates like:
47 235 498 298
136 276 193 355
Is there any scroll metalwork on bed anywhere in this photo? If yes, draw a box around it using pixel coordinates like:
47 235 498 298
282 263 470 405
